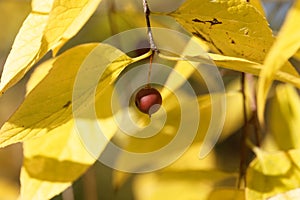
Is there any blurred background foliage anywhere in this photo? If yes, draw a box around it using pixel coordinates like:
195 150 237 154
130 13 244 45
0 0 298 199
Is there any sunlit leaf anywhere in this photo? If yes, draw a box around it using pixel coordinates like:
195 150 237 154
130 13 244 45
209 53 300 89
20 112 117 199
0 43 134 148
268 188 300 200
247 147 300 199
0 0 102 94
1 41 133 199
0 9 51 95
25 59 53 96
246 168 300 199
20 120 93 200
171 0 273 63
171 0 299 91
257 0 300 124
44 0 102 55
252 147 291 176
288 149 300 169
15 42 135 199
268 84 300 150
249 0 265 16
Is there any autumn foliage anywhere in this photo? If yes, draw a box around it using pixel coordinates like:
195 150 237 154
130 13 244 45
0 0 300 199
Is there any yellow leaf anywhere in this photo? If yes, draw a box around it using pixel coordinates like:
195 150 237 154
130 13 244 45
0 43 134 148
111 91 246 172
20 120 93 200
249 0 265 16
171 0 273 63
0 0 102 94
20 114 117 199
17 43 128 198
131 139 240 200
44 0 103 55
268 84 300 150
0 41 144 199
31 0 54 13
252 147 291 176
209 53 300 89
0 0 54 94
133 169 237 200
257 0 300 125
108 90 200 171
248 84 300 199
246 162 300 200
221 92 247 140
25 59 54 96
268 188 300 200
246 148 300 199
289 149 300 169
0 12 50 95
113 144 216 190
209 188 245 200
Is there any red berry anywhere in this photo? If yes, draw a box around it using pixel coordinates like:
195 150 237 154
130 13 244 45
135 87 162 116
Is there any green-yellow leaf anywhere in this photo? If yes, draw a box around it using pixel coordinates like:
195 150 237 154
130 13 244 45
0 0 102 94
257 0 300 125
171 0 273 63
0 43 134 148
268 84 300 150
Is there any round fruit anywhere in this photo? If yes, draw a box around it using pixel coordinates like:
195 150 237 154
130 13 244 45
135 87 162 116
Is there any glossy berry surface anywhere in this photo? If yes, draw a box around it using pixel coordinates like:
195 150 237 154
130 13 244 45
135 87 162 115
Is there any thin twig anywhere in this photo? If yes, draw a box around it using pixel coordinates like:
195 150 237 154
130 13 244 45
238 73 262 188
147 54 154 85
142 0 158 86
245 73 261 147
142 0 158 52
